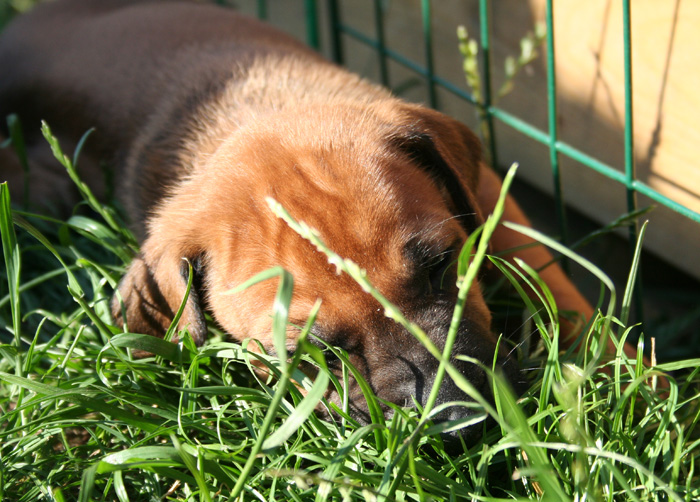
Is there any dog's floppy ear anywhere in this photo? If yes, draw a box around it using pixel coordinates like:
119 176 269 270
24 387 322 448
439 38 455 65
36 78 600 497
394 105 485 233
111 225 207 345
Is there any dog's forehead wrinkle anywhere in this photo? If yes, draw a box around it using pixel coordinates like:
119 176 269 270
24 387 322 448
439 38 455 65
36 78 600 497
400 216 464 263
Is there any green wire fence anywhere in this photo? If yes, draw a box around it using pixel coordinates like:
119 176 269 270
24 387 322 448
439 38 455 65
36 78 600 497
257 1 700 222
329 0 700 226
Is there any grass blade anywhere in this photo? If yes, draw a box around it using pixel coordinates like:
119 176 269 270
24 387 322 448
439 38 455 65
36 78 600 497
0 183 22 353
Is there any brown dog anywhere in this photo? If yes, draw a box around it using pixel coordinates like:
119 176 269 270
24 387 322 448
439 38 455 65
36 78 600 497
0 0 599 439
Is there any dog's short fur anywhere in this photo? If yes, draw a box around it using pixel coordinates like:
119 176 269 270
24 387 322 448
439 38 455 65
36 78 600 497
0 0 600 439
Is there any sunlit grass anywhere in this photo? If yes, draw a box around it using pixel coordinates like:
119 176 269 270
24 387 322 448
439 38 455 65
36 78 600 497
1 125 699 501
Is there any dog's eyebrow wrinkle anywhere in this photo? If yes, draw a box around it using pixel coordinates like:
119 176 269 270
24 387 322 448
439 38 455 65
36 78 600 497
404 213 470 244
402 211 477 264
403 231 459 269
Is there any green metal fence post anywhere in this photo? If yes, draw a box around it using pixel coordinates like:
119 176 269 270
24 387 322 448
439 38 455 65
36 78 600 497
373 0 390 86
327 0 344 65
623 1 637 236
478 0 498 170
622 0 644 323
420 0 438 109
545 0 569 251
256 0 268 20
304 0 320 50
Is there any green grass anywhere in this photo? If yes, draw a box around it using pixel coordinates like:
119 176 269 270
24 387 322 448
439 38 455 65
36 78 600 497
1 126 700 501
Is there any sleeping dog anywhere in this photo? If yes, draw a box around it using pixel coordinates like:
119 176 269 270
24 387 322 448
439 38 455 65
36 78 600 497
0 0 601 439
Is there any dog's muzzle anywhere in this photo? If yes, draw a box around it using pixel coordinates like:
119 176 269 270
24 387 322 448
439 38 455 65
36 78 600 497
316 304 523 451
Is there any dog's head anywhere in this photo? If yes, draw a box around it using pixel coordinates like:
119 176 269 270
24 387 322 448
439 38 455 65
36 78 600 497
112 102 521 444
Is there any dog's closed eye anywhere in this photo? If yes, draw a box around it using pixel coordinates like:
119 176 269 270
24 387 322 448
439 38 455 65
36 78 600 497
405 240 458 296
425 248 455 294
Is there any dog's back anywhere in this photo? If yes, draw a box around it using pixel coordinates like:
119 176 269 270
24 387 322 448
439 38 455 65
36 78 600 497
0 0 320 212
0 0 316 136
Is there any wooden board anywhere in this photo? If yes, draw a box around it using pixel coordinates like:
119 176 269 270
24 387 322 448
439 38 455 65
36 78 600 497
515 0 700 278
